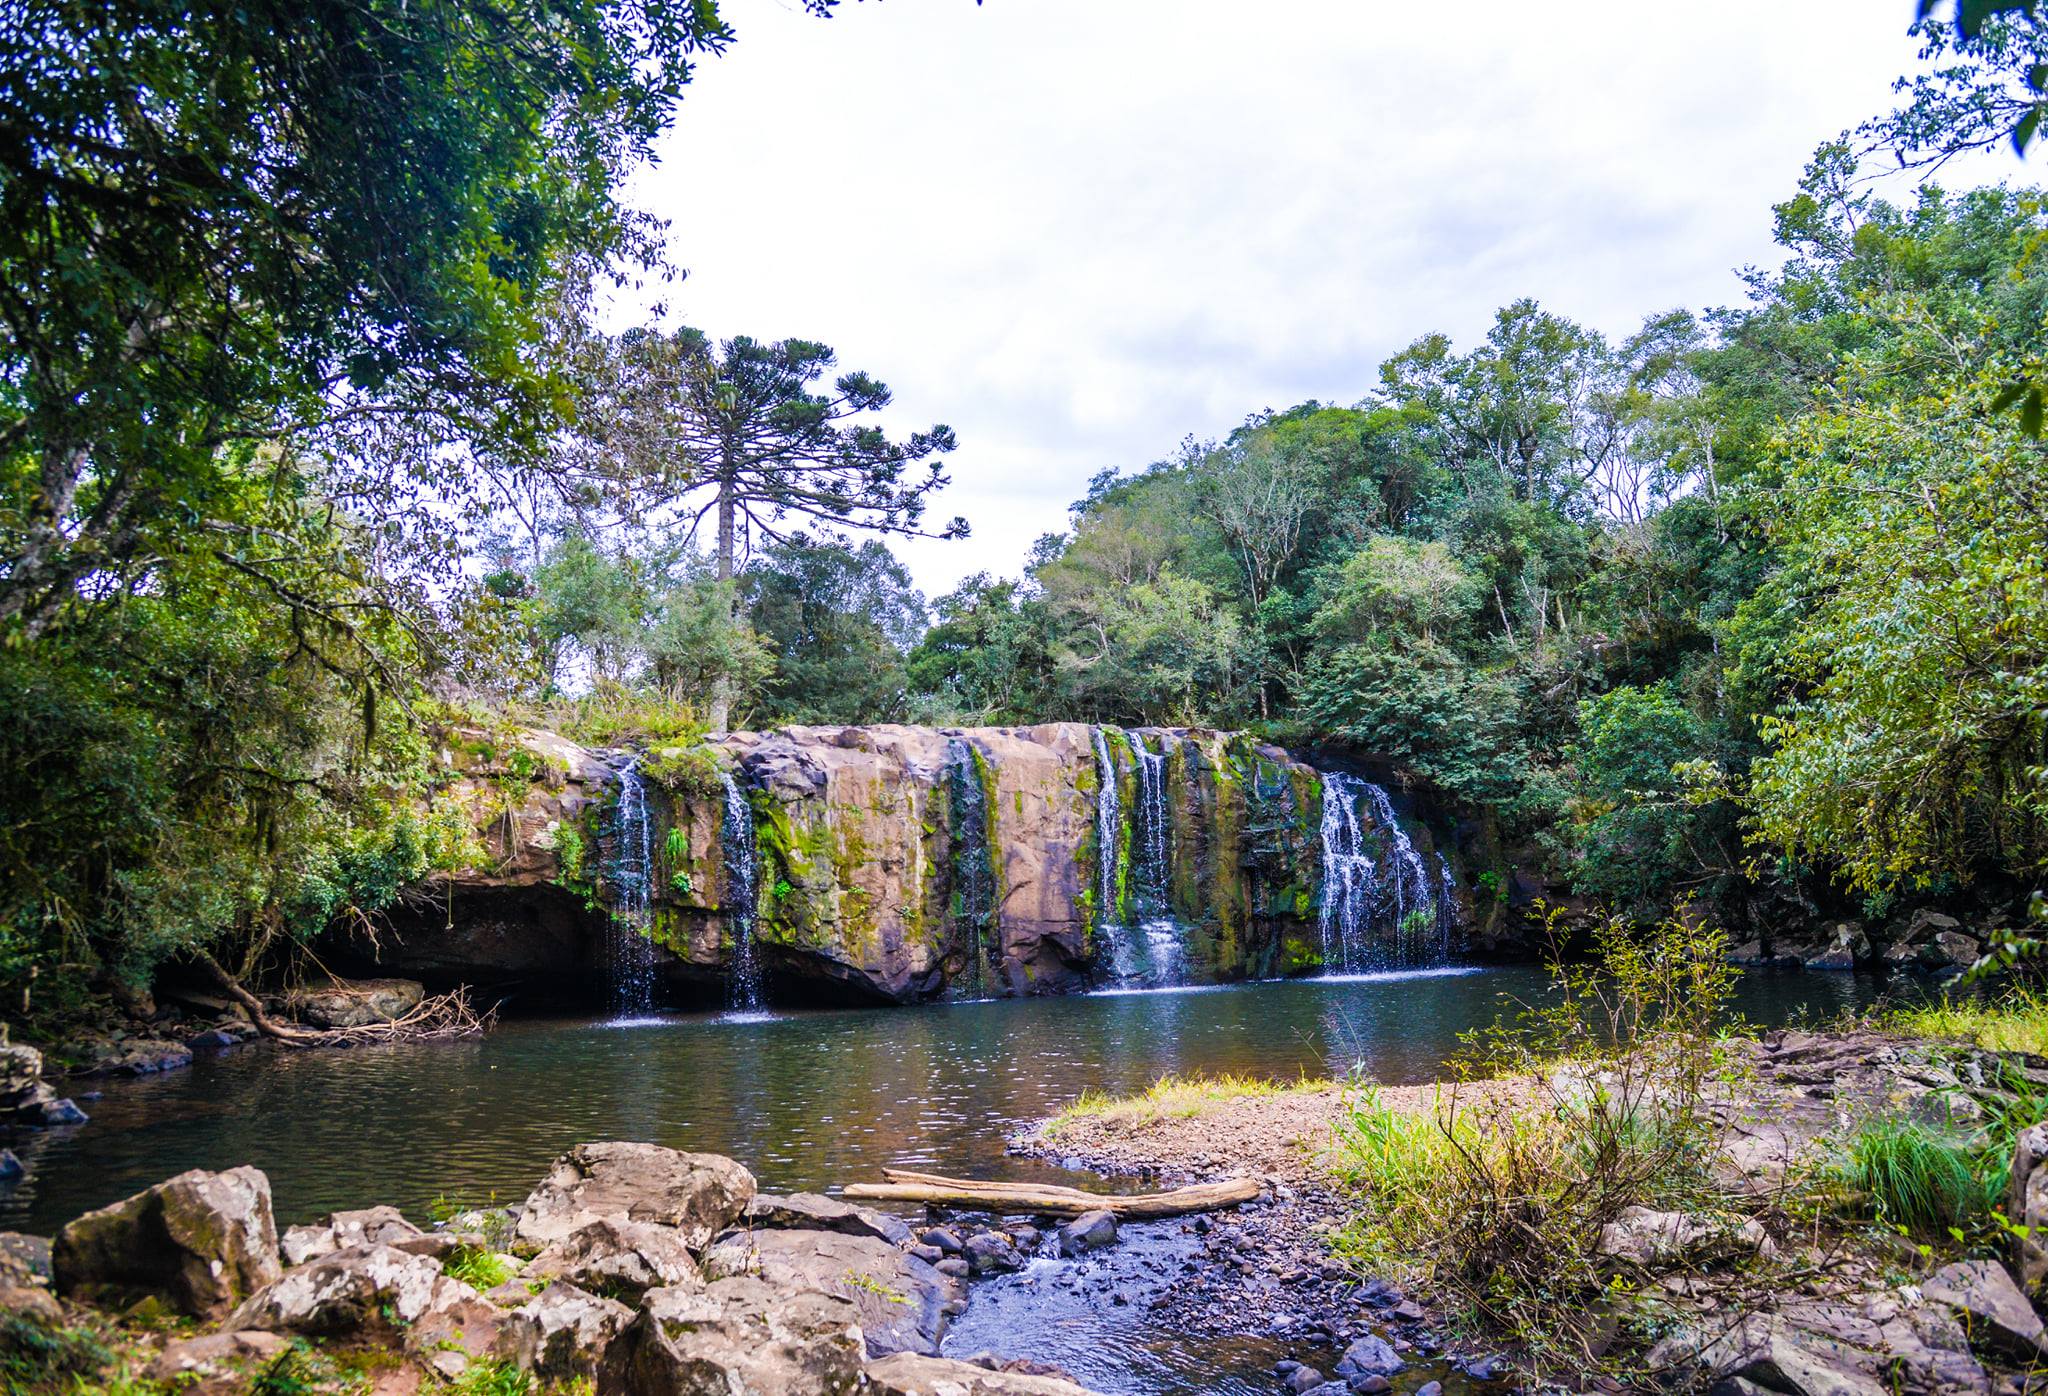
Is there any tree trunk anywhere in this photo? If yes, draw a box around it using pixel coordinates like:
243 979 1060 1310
710 476 737 734
841 1168 1261 1218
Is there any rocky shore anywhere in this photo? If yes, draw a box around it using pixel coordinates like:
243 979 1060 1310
5 1138 1177 1395
1015 1027 2048 1396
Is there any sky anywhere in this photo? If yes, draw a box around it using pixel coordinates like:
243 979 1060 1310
621 1 2017 598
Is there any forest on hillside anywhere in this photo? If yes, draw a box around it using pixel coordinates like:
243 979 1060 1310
3 2 2046 1017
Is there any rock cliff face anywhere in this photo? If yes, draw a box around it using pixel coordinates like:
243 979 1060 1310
356 723 1456 1006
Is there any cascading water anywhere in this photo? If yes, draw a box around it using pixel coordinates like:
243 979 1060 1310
606 758 659 1018
1123 732 1185 985
946 738 999 997
1433 852 1461 962
1315 771 1446 972
1318 772 1377 974
720 770 763 1012
1090 729 1142 980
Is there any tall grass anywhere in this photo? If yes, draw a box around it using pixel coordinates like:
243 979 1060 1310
1884 990 2048 1055
1834 1119 1994 1237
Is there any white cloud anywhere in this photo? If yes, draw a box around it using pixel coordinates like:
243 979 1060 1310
617 0 2022 596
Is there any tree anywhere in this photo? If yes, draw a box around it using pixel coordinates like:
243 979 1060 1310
0 0 779 645
579 328 966 728
742 538 927 724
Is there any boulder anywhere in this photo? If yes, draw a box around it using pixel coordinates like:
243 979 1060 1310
516 1142 754 1250
522 1217 700 1298
496 1280 632 1380
596 1276 866 1395
703 1226 952 1356
280 1205 424 1266
1333 1334 1402 1379
53 1165 282 1317
962 1230 1023 1275
0 1042 88 1126
2009 1122 2048 1292
1596 1206 1773 1268
284 977 425 1029
1056 1210 1117 1256
1647 1305 1985 1396
863 1352 1106 1395
1923 1259 2048 1360
1929 931 1982 971
745 1191 912 1245
144 1331 295 1388
1903 909 1962 944
225 1241 509 1373
73 1038 193 1076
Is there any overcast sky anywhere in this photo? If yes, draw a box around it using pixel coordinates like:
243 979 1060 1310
621 1 2017 598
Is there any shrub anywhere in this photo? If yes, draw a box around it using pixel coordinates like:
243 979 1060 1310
1326 905 1743 1373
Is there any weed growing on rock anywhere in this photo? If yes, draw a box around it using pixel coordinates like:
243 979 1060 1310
445 1245 518 1291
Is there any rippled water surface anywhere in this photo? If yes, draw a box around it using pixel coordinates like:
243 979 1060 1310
5 966 1887 1238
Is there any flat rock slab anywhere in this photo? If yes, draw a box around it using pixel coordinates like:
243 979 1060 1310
864 1352 1107 1395
516 1142 754 1250
746 1191 912 1245
1923 1260 2048 1361
598 1276 866 1396
53 1165 281 1318
704 1226 952 1356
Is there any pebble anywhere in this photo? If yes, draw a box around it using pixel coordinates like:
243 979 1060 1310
1414 1384 1442 1396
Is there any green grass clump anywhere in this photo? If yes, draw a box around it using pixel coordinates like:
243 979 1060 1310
445 1246 518 1291
1042 1072 1328 1137
450 1359 534 1396
1884 990 2048 1055
1833 1118 1995 1238
0 1313 112 1394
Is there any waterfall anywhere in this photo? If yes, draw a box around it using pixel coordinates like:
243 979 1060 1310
606 758 659 1018
946 738 998 996
1090 729 1140 979
1434 852 1461 962
1116 732 1185 986
1315 771 1443 972
720 770 762 1011
1318 772 1377 974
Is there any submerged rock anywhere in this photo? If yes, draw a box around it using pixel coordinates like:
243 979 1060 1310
53 1165 282 1318
597 1276 867 1395
515 1141 754 1250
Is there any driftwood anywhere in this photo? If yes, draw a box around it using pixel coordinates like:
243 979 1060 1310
193 951 493 1046
841 1168 1262 1218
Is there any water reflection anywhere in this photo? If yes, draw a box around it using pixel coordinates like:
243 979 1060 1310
4 967 1889 1235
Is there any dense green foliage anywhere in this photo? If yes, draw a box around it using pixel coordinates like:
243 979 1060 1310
4 5 2047 1013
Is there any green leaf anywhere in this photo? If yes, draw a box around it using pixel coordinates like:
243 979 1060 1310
2015 106 2043 157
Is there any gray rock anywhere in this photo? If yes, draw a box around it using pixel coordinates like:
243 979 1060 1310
1931 931 1982 970
1923 1259 2048 1360
285 977 424 1029
496 1280 632 1380
1413 1384 1442 1396
745 1191 911 1245
1596 1205 1772 1268
936 1257 969 1278
143 1331 295 1385
280 1204 424 1266
516 1142 754 1250
53 1165 282 1318
597 1276 866 1395
1333 1333 1402 1378
1284 1365 1328 1393
963 1230 1023 1275
224 1242 477 1336
2013 1123 2048 1293
1903 909 1962 944
523 1217 700 1299
909 1244 944 1264
864 1351 1106 1394
703 1226 952 1356
1056 1210 1118 1256
921 1227 962 1254
0 1149 20 1181
38 1097 87 1126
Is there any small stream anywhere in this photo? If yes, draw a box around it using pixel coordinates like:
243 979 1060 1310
5 968 1895 1393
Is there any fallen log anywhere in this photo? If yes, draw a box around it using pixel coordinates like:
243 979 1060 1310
841 1168 1261 1218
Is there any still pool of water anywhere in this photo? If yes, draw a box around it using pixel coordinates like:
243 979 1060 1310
3 966 1888 1237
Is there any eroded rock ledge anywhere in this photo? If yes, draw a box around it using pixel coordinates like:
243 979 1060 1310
350 723 1447 1006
